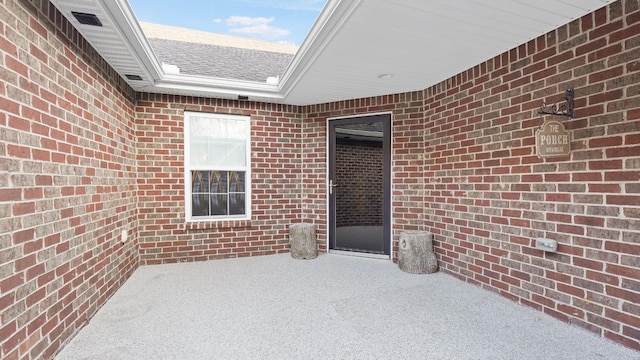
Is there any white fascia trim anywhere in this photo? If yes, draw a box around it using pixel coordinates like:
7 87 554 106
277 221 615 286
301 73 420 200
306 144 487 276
154 74 284 99
278 0 364 99
98 0 164 81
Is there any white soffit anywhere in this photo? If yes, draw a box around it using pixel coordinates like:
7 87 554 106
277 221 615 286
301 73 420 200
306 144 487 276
49 0 158 90
50 0 616 106
281 0 616 105
49 0 283 102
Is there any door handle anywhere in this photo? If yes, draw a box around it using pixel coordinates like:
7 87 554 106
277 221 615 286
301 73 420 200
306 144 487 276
329 179 338 195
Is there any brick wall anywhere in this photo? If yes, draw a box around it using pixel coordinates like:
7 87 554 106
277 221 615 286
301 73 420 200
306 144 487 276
135 94 302 264
424 0 640 350
2 0 639 357
303 94 426 255
335 139 384 227
135 93 425 263
0 1 139 359
157 97 425 258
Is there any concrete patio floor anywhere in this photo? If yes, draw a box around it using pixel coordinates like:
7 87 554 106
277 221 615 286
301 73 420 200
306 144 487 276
55 253 639 359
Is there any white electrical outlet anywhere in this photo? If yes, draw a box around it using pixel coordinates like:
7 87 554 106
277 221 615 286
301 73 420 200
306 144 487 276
121 229 128 244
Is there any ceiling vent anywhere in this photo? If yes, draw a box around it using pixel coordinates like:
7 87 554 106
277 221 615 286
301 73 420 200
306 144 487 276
71 11 102 27
125 74 143 81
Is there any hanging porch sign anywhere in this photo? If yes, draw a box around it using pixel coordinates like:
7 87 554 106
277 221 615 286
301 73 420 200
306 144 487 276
536 120 571 158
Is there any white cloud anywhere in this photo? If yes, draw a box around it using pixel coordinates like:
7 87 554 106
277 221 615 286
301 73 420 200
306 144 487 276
223 16 291 40
226 16 273 27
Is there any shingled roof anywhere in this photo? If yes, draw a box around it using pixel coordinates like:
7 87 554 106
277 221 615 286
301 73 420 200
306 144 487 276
140 22 298 82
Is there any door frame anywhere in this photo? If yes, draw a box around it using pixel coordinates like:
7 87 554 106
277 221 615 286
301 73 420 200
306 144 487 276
326 111 393 259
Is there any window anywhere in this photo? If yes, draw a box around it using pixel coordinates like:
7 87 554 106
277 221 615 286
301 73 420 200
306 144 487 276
184 112 251 221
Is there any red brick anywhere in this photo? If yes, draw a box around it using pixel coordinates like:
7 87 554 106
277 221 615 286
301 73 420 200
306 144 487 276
558 283 585 298
590 44 624 63
26 263 45 281
575 257 604 271
576 37 606 56
606 286 640 303
5 55 29 76
589 20 624 40
2 100 21 118
26 288 46 308
12 202 35 216
544 307 570 323
0 292 15 313
589 136 622 148
588 66 624 83
626 133 640 144
589 159 622 170
607 195 640 206
23 188 44 200
606 146 640 158
7 144 30 159
557 303 585 318
532 294 555 308
607 264 640 280
0 273 25 293
587 270 619 286
14 254 37 272
548 51 574 66
558 224 585 236
0 189 22 202
605 241 640 255
546 270 572 284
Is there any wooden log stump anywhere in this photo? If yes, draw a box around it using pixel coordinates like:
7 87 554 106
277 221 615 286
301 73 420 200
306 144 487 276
289 223 317 259
398 231 438 274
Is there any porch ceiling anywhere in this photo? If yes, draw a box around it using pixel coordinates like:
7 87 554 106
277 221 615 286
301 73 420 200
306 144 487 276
50 0 615 106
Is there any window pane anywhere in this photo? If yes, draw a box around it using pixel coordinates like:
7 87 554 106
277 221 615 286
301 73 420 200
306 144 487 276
229 172 245 215
208 140 246 168
189 116 247 168
229 194 245 215
192 171 209 193
229 171 244 193
211 194 228 215
192 193 210 217
190 141 209 167
210 171 227 194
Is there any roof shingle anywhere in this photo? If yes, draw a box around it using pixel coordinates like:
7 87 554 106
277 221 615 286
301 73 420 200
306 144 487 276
149 38 294 82
141 22 297 82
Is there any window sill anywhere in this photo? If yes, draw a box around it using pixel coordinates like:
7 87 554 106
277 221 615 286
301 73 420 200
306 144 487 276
182 219 252 231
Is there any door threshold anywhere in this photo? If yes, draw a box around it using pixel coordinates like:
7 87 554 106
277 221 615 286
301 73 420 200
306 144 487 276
329 249 390 260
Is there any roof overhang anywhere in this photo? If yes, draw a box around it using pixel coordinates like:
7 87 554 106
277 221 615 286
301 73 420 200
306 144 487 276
50 0 616 106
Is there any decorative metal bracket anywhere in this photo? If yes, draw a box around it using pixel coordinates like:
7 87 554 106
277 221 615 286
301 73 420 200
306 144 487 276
538 88 574 118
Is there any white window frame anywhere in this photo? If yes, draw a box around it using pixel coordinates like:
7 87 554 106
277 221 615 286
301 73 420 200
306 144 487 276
184 111 252 222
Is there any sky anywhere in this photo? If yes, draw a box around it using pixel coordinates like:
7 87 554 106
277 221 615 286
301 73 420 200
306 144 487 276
128 0 327 45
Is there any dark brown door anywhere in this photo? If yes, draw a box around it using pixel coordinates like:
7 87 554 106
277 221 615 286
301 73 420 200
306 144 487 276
328 113 391 256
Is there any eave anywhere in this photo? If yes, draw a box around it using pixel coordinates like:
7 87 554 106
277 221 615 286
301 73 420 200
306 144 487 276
50 0 615 106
